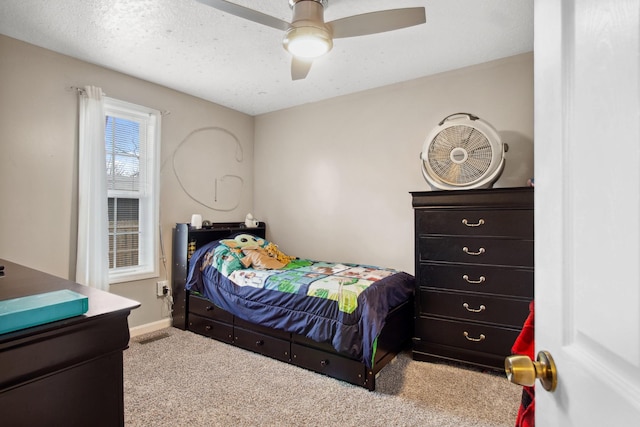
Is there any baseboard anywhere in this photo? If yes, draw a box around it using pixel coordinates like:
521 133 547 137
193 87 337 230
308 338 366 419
129 318 172 338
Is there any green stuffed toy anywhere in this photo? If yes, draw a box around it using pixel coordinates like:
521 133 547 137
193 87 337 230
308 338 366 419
220 234 265 251
220 234 286 270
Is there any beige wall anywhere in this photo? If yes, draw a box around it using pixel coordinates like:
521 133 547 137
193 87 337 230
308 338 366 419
0 33 533 328
254 53 534 274
0 35 255 327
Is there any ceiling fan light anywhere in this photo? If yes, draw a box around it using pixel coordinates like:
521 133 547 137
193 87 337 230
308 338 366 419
283 26 332 58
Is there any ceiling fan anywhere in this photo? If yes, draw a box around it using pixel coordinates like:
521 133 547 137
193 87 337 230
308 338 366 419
196 0 426 80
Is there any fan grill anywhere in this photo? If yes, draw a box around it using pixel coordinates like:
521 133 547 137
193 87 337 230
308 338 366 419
427 126 493 185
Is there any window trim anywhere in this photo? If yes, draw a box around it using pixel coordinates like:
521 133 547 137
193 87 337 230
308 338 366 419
104 97 161 284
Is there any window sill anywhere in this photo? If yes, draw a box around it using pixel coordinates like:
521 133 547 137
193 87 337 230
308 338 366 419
109 269 158 285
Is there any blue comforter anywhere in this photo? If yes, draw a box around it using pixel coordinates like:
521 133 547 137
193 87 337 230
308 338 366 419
185 239 414 368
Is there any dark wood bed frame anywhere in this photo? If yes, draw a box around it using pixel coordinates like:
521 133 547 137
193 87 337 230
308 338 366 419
171 222 413 390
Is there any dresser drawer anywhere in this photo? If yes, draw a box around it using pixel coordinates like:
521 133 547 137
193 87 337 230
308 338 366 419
416 209 533 238
414 316 521 357
188 314 233 343
189 295 234 323
418 236 533 267
418 263 533 298
418 290 530 328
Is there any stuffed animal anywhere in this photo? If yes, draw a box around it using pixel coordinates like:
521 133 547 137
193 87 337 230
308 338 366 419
264 242 297 264
220 234 286 270
239 247 286 270
220 234 265 251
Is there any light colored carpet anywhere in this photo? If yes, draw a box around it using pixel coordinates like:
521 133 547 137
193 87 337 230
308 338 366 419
123 328 521 427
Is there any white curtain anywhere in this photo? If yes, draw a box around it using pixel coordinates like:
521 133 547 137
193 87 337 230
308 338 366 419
76 85 109 291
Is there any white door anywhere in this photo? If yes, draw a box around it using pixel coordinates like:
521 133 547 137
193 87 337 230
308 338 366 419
535 0 640 424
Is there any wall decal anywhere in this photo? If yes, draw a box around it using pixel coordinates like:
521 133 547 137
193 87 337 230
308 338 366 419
170 127 244 212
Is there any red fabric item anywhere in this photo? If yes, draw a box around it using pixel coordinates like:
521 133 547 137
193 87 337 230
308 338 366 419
512 301 535 358
512 301 535 427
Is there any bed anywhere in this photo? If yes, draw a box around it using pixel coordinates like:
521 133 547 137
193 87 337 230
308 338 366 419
171 222 415 390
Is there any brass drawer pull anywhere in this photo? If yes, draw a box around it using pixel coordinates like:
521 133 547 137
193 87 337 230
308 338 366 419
462 274 485 284
462 218 485 227
463 246 485 256
463 302 486 313
463 331 486 342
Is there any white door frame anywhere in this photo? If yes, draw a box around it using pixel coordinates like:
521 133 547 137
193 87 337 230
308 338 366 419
534 0 640 424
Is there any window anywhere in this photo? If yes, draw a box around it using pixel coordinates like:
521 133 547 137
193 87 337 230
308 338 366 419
104 98 161 283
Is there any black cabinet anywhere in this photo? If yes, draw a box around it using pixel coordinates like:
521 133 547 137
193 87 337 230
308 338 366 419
0 259 139 426
411 187 534 369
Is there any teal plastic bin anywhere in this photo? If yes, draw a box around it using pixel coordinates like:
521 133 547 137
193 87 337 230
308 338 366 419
0 289 89 334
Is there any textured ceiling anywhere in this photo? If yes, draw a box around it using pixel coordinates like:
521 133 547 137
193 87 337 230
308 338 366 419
0 0 533 116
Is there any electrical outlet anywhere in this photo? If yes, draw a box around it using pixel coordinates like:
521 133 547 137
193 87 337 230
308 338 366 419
156 280 169 297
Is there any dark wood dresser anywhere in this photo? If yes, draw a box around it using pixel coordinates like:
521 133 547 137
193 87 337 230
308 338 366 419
411 187 534 370
0 259 140 427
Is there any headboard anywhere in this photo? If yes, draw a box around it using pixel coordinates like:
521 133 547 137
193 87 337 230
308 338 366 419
171 222 266 329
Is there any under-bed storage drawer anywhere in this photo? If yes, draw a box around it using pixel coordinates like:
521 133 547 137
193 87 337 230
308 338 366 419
189 295 234 323
233 327 291 362
188 314 233 343
234 317 290 340
291 343 368 387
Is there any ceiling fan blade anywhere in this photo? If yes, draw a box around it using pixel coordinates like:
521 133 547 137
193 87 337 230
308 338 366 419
291 57 313 80
196 0 290 32
328 7 426 39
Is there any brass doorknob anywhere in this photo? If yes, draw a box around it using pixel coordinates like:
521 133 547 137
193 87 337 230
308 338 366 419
505 350 557 392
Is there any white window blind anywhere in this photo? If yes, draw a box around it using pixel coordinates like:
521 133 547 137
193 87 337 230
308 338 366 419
104 97 161 283
106 115 143 192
